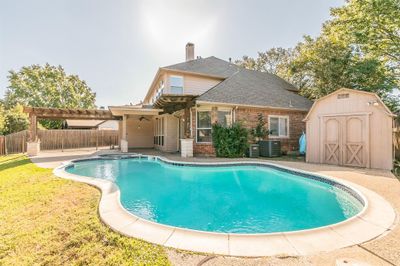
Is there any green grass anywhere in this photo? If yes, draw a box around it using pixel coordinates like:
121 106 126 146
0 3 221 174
0 155 170 266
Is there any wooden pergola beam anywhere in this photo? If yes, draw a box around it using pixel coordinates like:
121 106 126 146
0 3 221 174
23 106 119 120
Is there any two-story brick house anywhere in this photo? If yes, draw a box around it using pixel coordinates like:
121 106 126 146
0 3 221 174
109 43 313 156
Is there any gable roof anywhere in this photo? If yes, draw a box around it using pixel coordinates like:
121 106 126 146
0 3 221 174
162 56 241 78
303 88 396 121
196 68 312 111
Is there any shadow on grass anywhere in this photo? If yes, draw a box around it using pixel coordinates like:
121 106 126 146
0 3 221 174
0 158 31 171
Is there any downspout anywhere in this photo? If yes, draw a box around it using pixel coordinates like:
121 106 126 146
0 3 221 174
190 107 193 138
233 106 238 123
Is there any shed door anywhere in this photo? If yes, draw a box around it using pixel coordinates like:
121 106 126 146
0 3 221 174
322 115 368 167
343 116 367 167
323 118 341 165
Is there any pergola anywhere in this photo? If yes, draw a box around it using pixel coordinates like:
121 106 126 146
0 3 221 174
23 106 119 143
153 94 196 114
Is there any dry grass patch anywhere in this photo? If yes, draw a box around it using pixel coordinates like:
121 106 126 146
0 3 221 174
0 155 169 265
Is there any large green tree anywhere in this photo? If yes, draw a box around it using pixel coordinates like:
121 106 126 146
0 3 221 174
327 0 400 68
291 36 398 100
0 104 29 135
235 47 308 89
236 0 400 112
4 64 96 129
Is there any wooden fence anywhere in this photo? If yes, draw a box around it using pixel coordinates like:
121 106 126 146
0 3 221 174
4 130 29 154
38 129 119 150
0 129 119 155
395 127 400 160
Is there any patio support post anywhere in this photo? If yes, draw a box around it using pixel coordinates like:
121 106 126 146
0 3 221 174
27 113 40 156
180 107 193 157
184 108 191 138
120 114 128 152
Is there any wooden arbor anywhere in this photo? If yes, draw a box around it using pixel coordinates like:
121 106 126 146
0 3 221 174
153 94 196 138
23 107 119 155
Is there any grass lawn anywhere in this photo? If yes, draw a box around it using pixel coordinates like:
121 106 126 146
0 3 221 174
0 155 170 265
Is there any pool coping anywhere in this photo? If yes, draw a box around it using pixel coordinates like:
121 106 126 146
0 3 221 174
53 153 397 257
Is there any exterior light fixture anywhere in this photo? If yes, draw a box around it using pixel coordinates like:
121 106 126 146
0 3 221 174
367 100 379 106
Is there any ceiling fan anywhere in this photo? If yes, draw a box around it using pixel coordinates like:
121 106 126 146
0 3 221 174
139 116 150 122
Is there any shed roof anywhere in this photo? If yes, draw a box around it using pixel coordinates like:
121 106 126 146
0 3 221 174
303 88 396 121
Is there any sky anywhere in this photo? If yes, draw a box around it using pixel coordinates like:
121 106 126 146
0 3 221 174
0 0 344 107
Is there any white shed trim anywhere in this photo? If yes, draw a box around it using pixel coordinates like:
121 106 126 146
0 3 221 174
303 88 395 121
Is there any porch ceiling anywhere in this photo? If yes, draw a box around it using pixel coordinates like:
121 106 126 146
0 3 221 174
108 106 162 116
154 94 196 113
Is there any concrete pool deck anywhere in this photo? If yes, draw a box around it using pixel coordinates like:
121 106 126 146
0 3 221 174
31 149 400 265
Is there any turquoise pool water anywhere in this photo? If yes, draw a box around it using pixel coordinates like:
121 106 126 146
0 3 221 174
66 157 364 234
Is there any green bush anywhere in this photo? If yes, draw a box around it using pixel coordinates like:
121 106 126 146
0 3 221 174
212 122 249 158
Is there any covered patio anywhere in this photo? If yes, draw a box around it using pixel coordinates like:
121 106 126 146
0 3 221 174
23 106 120 156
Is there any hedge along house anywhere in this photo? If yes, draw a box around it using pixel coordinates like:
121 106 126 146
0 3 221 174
304 88 396 170
110 43 313 156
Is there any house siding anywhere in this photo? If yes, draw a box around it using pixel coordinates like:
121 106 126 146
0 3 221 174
191 106 307 156
181 74 222 95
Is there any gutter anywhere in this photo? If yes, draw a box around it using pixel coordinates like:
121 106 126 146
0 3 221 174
195 100 310 112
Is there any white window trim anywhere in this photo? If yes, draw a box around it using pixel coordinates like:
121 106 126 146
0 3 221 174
268 115 290 138
196 107 212 143
169 75 184 94
216 108 233 127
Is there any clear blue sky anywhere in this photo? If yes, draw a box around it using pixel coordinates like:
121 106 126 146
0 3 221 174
0 0 344 107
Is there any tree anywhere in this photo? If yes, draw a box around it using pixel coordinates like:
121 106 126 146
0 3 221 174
0 104 29 135
235 0 400 111
235 47 307 89
250 113 270 142
0 105 6 134
291 35 398 101
327 0 400 67
4 64 96 128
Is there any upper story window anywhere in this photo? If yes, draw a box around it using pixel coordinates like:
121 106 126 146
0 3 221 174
269 115 289 138
170 76 183 94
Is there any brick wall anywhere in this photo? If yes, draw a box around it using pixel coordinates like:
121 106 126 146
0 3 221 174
190 107 307 156
235 108 307 153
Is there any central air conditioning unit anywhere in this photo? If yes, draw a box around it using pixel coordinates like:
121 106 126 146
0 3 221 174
259 140 281 157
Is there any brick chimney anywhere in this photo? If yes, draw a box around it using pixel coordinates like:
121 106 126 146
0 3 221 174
185 43 194 61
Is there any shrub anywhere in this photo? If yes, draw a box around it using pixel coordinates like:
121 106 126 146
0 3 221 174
212 122 249 158
250 113 270 142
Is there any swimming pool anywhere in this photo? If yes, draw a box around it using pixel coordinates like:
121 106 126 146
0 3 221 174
65 155 364 234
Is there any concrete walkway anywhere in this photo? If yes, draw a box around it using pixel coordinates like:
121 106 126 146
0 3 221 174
30 149 400 266
29 147 118 168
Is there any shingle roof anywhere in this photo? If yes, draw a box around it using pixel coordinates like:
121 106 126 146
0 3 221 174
197 68 313 111
163 56 241 78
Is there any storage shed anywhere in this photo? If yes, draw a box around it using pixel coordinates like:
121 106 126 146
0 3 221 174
304 88 395 170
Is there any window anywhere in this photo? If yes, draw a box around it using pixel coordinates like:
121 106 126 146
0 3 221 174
154 117 165 146
217 110 232 127
269 116 289 137
170 76 183 94
197 110 212 142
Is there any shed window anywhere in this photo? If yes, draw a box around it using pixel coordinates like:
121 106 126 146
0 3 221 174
269 116 289 137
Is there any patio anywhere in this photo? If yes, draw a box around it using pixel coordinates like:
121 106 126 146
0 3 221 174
29 148 400 265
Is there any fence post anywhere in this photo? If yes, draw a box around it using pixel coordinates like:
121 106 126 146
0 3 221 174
96 131 98 150
22 135 25 153
61 131 64 152
4 137 7 155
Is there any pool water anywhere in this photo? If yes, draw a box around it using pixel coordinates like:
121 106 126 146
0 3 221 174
67 158 363 234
